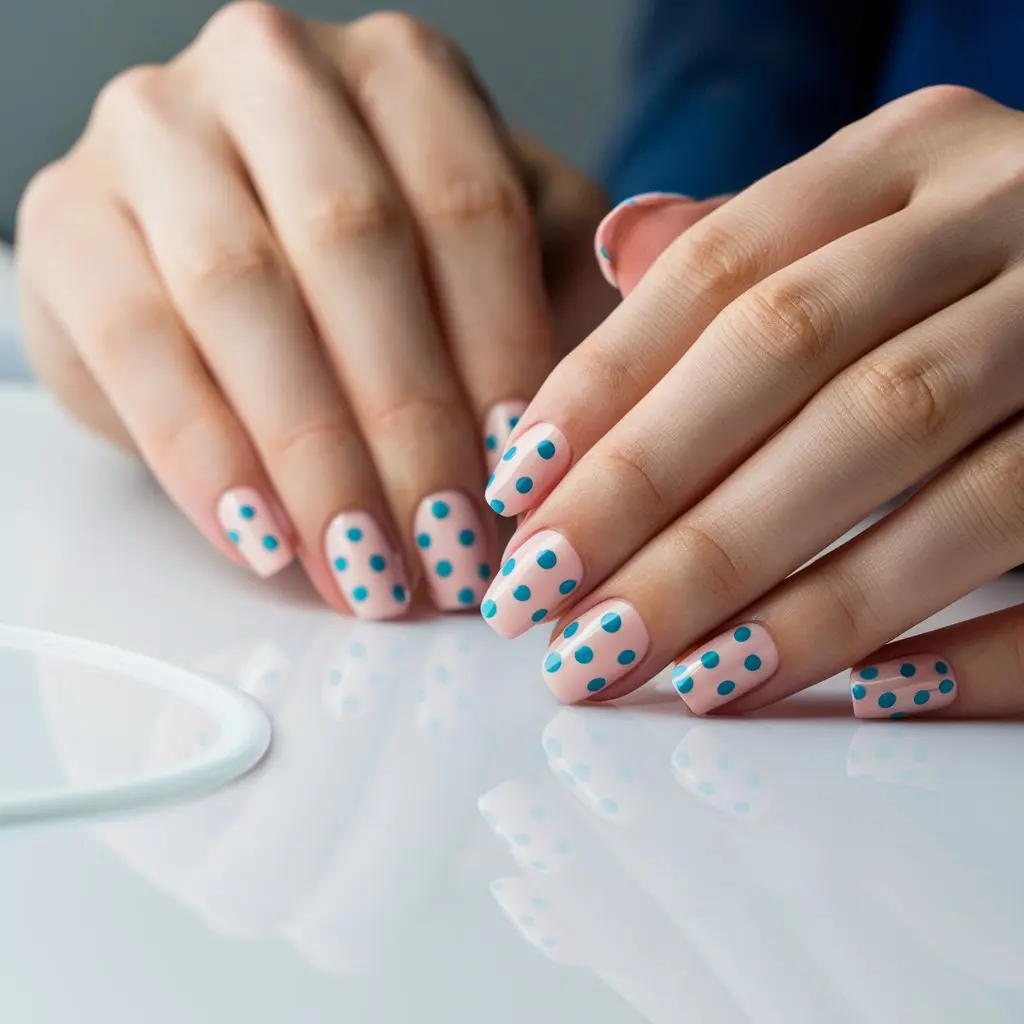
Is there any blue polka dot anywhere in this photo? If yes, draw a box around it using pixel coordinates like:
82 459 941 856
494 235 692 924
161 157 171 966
513 585 531 601
489 499 505 514
458 587 475 605
393 584 407 603
599 243 611 260
899 663 917 678
852 683 866 700
601 612 622 633
513 833 532 846
587 678 606 692
484 434 497 451
487 473 495 487
733 626 752 642
698 781 715 796
431 500 450 519
913 689 930 705
416 532 431 549
532 608 548 622
600 797 619 814
369 554 386 572
574 646 594 664
734 801 750 814
672 664 689 683
502 446 518 462
563 622 578 639
239 505 256 520
717 680 736 696
744 654 762 672
478 563 491 580
935 661 949 674
515 476 533 494
436 560 453 578
701 650 720 669
352 586 369 602
860 666 879 680
537 440 556 460
346 527 363 542
262 535 279 551
544 737 562 755
459 529 475 547
334 556 348 571
482 599 497 619
618 649 636 666
878 691 897 709
228 530 240 544
537 549 557 570
677 677 694 694
559 579 577 595
544 652 562 673
509 416 520 428
890 711 906 719
939 678 954 694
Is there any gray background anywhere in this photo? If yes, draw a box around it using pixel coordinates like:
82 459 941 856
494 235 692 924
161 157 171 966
0 0 632 240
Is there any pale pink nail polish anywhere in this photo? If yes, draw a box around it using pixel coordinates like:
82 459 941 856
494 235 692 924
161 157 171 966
672 623 778 715
481 530 583 639
414 490 489 611
216 487 293 578
851 655 957 719
485 423 571 518
483 400 529 472
325 512 410 620
542 599 649 703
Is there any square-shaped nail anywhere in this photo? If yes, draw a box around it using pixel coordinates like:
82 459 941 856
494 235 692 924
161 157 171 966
414 490 489 610
481 530 583 639
485 423 571 517
326 511 410 619
850 655 957 719
483 400 528 472
542 599 649 703
672 624 778 715
217 487 293 578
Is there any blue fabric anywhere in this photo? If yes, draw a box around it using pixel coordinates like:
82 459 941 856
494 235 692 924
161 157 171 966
603 0 1024 203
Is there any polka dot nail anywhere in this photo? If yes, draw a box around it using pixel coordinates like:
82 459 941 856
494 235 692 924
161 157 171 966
485 423 571 518
847 726 944 790
542 599 649 703
671 727 771 820
326 512 410 620
414 490 489 611
483 400 528 472
489 877 574 964
216 487 293 578
672 623 779 715
481 530 583 639
478 780 576 874
850 655 957 719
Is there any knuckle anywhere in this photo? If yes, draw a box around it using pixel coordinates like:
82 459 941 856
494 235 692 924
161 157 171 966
348 10 440 61
201 1 296 53
262 417 354 468
588 443 674 522
821 565 884 650
149 405 242 474
174 234 283 302
415 176 528 231
91 64 167 130
87 299 171 365
561 345 647 412
293 187 403 249
16 160 70 236
963 433 1024 548
890 84 990 125
668 521 745 607
364 393 457 440
669 223 757 303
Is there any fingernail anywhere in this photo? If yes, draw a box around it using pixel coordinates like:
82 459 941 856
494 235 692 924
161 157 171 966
850 655 957 719
483 400 529 472
325 512 410 620
478 781 576 874
672 623 778 714
481 530 583 639
671 727 771 819
217 487 293 578
414 490 489 611
489 877 574 963
542 598 649 703
485 422 571 517
847 726 944 790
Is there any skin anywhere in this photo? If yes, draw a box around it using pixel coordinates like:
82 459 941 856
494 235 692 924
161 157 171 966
15 3 613 613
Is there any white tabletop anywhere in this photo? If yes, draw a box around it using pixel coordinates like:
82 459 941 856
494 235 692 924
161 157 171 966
2 383 1023 1023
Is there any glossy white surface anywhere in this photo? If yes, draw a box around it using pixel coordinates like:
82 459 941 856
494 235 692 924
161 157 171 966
1 383 1023 1022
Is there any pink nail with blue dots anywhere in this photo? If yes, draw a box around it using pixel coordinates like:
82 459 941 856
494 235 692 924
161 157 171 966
217 487 293 578
485 423 571 518
414 490 490 611
326 511 410 620
850 655 957 719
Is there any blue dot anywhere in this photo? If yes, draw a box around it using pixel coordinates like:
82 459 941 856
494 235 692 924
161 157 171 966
744 654 762 672
239 505 256 520
459 529 475 546
228 530 240 544
436 560 453 578
563 622 578 639
458 587 475 605
513 833 532 846
334 556 348 571
913 689 930 705
262 535 279 551
515 476 534 494
939 678 954 694
717 680 736 696
352 586 368 602
489 499 505 514
501 558 516 576
559 579 577 595
484 434 497 451
482 599 497 619
600 798 619 814
345 527 362 542
537 440 556 460
544 652 562 673
532 608 548 622
369 554 386 572
672 664 689 683
935 661 949 674
899 663 917 678
432 500 450 519
601 612 622 633
574 646 594 664
698 781 716 796
734 801 750 814
676 677 694 694
878 691 897 709
393 584 407 603
890 711 906 719
513 585 531 601
599 243 611 260
860 666 879 680
701 651 720 669
478 563 491 580
852 683 866 700
544 737 562 756
509 416 520 428
487 473 495 487
502 446 518 462
734 626 752 642
416 532 431 549
618 649 636 666
587 678 606 692
537 549 557 570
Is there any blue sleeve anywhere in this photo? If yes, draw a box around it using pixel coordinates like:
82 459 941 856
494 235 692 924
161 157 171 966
602 0 897 202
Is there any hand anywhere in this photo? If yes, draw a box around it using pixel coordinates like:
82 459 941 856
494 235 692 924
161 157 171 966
16 3 610 616
481 85 1024 718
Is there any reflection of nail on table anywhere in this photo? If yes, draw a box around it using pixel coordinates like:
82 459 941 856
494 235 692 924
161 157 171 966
1 383 1023 1023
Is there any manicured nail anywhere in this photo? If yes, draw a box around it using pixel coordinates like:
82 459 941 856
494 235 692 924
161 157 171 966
326 512 410 620
594 191 692 289
483 400 529 472
671 728 770 819
481 530 583 639
217 487 293 578
485 423 571 517
542 599 649 703
850 655 957 719
478 781 575 873
672 623 778 714
489 877 573 962
414 490 489 611
847 726 944 790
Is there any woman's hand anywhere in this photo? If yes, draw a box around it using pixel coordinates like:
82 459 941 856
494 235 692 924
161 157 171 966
481 85 1024 718
16 3 609 615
